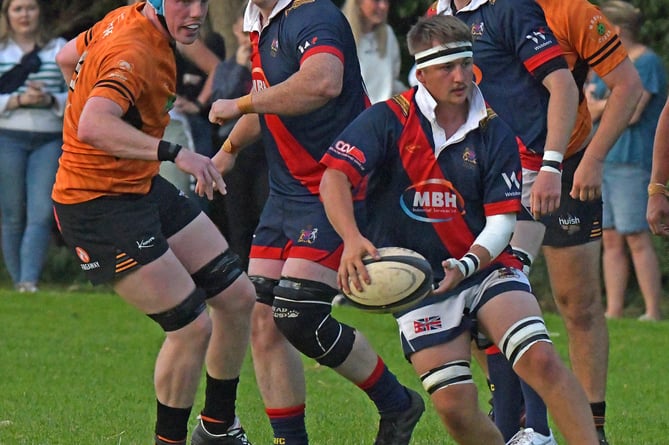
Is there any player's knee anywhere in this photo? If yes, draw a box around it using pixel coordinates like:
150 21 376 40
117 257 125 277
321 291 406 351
147 287 208 333
421 361 475 424
499 316 551 367
191 249 244 299
272 277 354 367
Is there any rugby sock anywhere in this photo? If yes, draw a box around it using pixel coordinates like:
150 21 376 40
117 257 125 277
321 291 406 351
200 374 238 434
591 401 607 432
358 356 410 414
267 405 308 445
155 400 190 444
486 348 523 441
519 378 550 436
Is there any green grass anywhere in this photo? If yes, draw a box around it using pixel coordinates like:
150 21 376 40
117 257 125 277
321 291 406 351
0 287 668 444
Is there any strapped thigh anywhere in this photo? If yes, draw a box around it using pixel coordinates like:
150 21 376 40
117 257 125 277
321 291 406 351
191 249 243 298
420 360 473 394
147 287 207 332
499 316 551 366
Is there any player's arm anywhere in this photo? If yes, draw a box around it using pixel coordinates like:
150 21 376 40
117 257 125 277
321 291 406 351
79 96 225 199
55 37 81 83
210 52 343 125
647 98 669 236
211 113 261 169
320 168 379 294
436 213 516 293
530 68 578 218
572 59 642 201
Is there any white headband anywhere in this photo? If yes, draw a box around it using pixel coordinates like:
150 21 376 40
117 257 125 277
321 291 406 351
415 41 473 69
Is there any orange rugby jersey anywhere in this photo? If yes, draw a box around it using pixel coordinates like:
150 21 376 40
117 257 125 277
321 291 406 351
538 0 629 159
52 3 177 204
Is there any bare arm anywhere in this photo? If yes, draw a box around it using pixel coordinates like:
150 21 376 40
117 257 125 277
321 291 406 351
647 98 669 236
209 52 344 125
79 96 225 199
572 59 643 201
530 68 578 218
320 168 379 294
55 37 80 84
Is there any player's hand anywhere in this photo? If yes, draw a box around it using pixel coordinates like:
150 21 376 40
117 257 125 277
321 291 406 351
530 170 562 219
337 236 379 295
212 148 237 175
647 194 669 236
571 154 603 201
175 149 227 200
209 98 243 126
433 258 464 294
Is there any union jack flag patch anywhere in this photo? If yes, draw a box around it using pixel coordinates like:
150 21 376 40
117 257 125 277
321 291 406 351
414 316 442 333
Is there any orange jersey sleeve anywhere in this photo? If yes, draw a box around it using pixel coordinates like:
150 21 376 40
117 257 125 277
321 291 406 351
53 4 177 204
538 0 629 158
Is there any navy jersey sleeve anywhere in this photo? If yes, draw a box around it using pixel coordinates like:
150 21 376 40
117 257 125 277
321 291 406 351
285 2 350 67
321 103 402 188
495 0 567 81
479 115 523 216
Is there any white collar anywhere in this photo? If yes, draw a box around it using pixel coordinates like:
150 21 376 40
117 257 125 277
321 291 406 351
244 0 293 33
415 83 488 152
437 0 489 15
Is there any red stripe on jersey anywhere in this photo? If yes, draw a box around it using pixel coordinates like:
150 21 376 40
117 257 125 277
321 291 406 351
300 45 344 65
524 45 563 73
485 200 522 216
263 114 324 195
392 91 475 259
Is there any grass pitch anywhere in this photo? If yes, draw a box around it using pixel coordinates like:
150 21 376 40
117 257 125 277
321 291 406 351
0 288 667 444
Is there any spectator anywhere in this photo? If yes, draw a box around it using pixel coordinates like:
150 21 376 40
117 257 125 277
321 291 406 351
319 14 599 444
0 0 67 293
205 0 424 444
587 0 667 322
647 97 669 236
341 0 406 103
52 2 255 444
208 8 267 272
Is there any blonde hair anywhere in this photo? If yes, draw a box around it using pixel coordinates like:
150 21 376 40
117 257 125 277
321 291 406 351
599 0 643 39
0 0 51 47
342 0 388 58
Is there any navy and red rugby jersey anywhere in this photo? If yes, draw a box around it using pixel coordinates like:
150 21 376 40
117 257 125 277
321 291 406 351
430 0 568 156
321 87 523 281
245 0 368 199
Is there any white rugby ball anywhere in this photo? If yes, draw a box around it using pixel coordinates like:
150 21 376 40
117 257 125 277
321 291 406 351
343 247 433 314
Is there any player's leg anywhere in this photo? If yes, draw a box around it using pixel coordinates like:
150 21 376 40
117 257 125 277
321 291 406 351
54 185 213 445
114 250 211 445
542 149 610 443
543 242 609 430
478 288 598 444
278 258 423 445
249 258 308 445
411 334 504 445
167 211 256 442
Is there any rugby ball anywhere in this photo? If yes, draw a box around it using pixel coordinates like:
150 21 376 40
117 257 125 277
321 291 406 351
343 247 433 314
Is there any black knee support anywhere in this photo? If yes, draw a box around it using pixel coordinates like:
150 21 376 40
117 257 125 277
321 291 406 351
147 287 207 332
191 249 243 299
249 275 279 306
273 277 355 368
